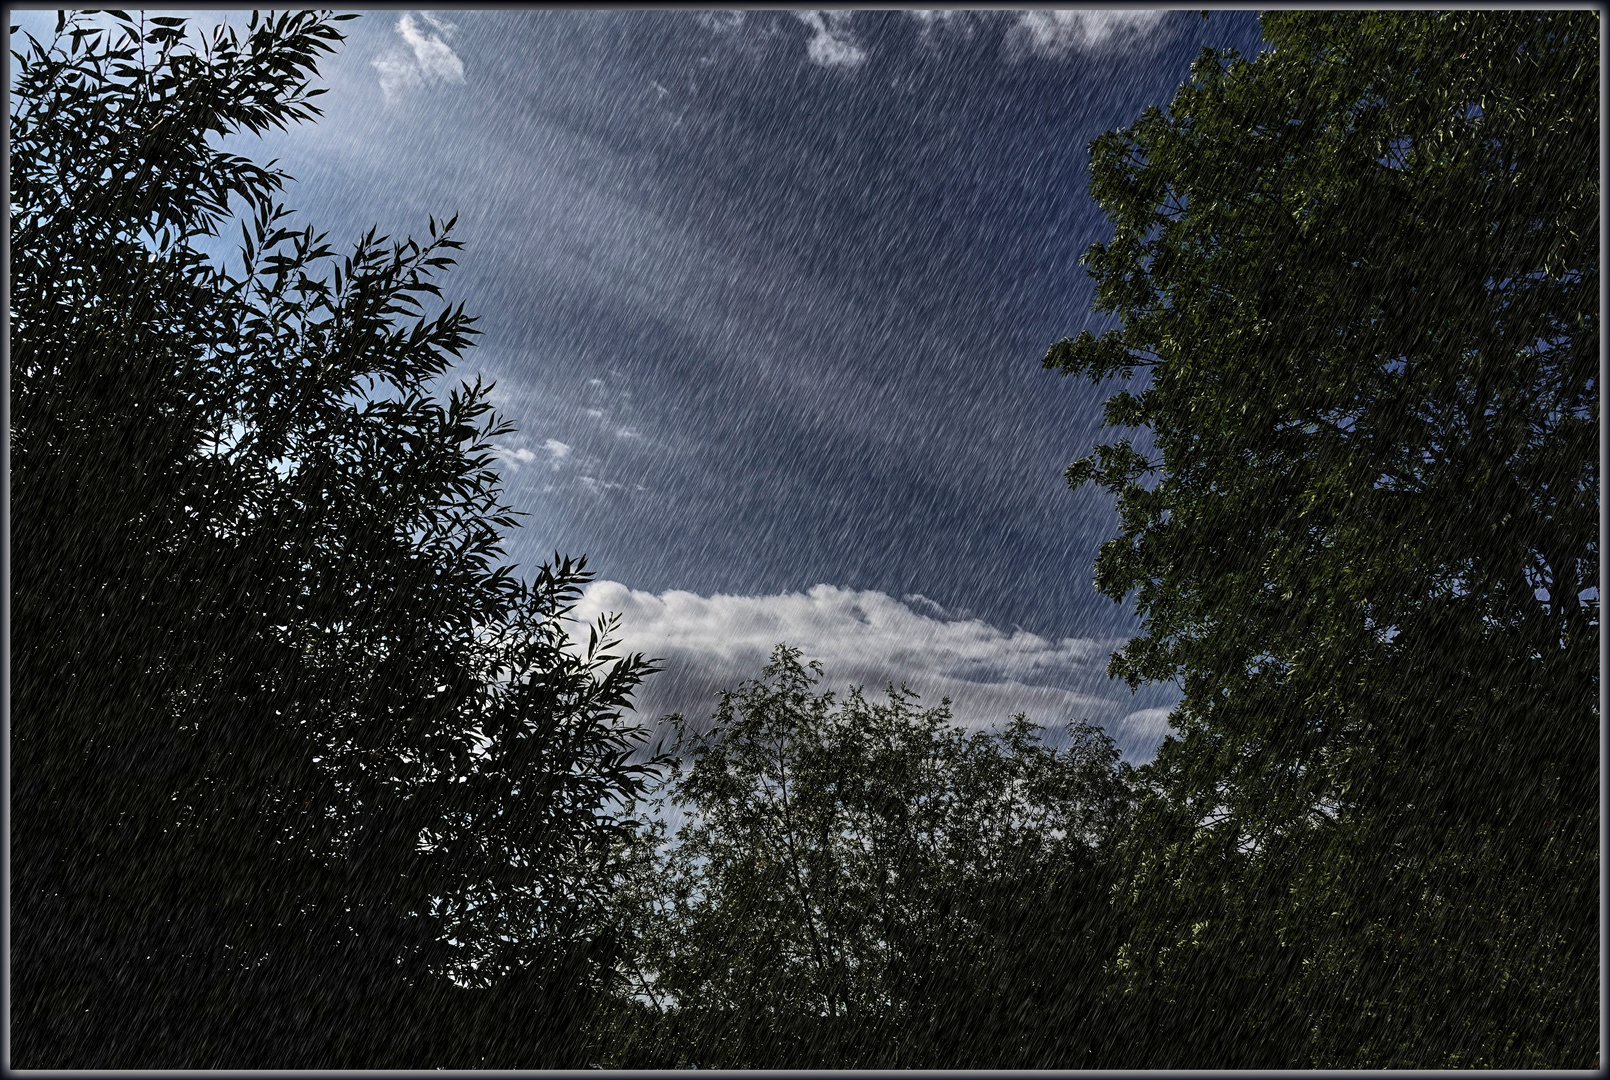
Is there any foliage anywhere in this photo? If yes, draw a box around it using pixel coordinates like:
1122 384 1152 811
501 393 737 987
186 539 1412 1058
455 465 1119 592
595 645 1136 1068
1044 10 1597 1067
15 8 1595 1070
9 11 660 1067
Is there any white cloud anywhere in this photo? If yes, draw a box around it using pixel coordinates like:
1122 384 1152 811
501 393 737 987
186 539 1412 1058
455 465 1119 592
901 592 968 620
695 10 745 35
1115 706 1173 743
571 582 1137 736
489 435 630 492
371 55 416 101
401 11 464 81
373 11 465 101
908 9 977 46
489 438 570 473
796 11 867 68
1004 10 1168 60
1108 706 1177 763
489 444 536 471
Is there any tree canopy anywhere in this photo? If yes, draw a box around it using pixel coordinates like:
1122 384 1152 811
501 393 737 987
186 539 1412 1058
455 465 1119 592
597 645 1135 1068
10 11 660 1067
1043 10 1598 1067
10 8 1596 1070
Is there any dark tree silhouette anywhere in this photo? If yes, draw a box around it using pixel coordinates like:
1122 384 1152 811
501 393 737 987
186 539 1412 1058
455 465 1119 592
595 645 1135 1068
1044 11 1597 1067
10 11 660 1067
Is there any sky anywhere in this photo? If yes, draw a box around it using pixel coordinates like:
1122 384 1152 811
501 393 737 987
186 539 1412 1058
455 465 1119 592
14 7 1272 762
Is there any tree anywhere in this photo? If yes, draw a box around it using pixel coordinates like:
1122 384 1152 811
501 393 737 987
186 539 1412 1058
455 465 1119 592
10 11 660 1067
597 645 1135 1068
1044 10 1597 1066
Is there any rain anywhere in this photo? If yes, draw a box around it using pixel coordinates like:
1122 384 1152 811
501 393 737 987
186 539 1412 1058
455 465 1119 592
11 7 1595 1071
159 7 1267 762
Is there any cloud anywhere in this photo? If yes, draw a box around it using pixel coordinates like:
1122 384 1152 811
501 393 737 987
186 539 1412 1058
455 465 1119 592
490 438 570 473
907 9 978 46
490 444 536 471
503 439 632 493
373 11 466 100
796 11 867 68
402 11 465 81
901 592 969 621
1114 706 1173 743
1003 10 1168 60
569 582 1150 747
694 10 745 35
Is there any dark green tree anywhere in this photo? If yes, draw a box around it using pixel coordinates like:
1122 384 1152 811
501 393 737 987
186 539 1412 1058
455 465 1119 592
596 645 1135 1068
10 11 659 1068
1044 10 1597 1067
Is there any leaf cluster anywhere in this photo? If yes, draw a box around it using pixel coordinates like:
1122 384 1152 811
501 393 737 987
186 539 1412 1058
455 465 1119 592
1044 11 1597 1066
598 646 1135 1068
10 13 662 1068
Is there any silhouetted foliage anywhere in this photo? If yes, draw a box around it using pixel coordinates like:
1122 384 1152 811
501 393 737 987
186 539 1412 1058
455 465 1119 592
1045 10 1597 1067
594 645 1136 1068
10 11 660 1067
15 8 1596 1071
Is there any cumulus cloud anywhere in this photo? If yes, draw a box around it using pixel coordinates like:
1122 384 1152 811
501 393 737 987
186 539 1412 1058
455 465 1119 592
796 11 867 68
542 438 572 463
1004 10 1168 60
568 581 1150 744
373 11 465 101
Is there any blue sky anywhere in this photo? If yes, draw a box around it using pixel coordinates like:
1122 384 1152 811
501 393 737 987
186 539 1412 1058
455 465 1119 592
13 8 1271 760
